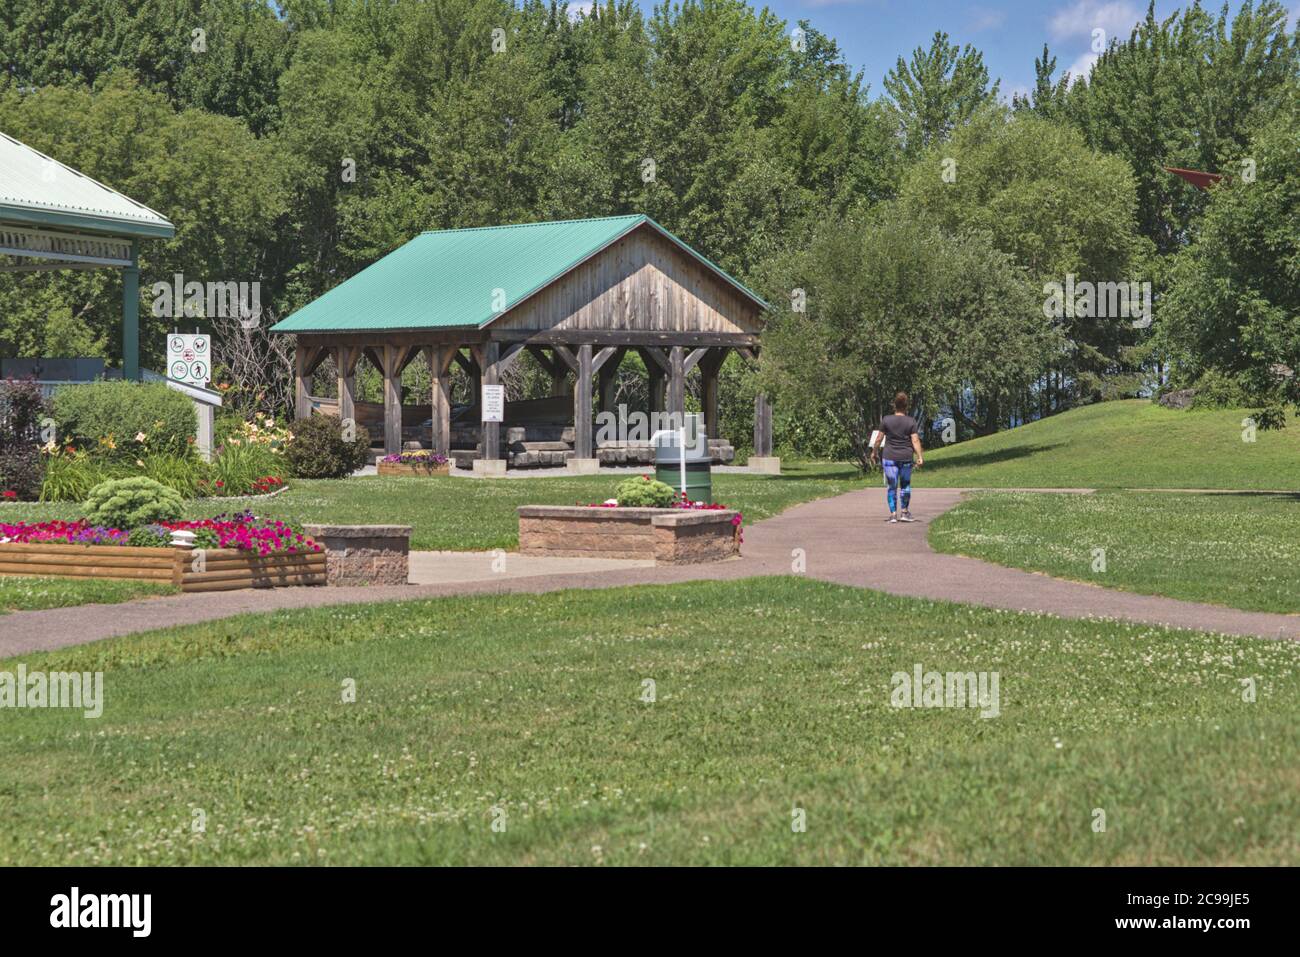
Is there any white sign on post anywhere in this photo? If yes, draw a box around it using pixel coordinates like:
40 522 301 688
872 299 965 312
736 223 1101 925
481 384 505 423
167 333 210 386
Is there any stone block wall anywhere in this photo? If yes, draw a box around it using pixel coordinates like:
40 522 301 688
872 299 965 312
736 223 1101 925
303 524 412 585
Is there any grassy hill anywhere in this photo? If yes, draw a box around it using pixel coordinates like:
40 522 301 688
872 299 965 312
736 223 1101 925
923 399 1299 489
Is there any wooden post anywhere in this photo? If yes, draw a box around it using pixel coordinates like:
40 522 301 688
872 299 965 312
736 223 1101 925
480 340 500 462
754 393 772 456
294 342 313 420
667 346 685 424
597 347 625 413
574 343 594 459
335 345 357 427
701 349 724 439
427 345 454 456
382 344 402 455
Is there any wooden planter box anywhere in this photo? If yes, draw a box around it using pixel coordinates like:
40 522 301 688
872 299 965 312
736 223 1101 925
377 460 450 477
517 506 740 565
0 543 327 592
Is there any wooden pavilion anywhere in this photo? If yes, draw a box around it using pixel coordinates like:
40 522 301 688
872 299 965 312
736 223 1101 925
270 215 776 473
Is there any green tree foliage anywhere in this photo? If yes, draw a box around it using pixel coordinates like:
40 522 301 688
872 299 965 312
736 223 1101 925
759 205 1056 467
1060 0 1297 258
1159 89 1300 421
897 108 1147 419
0 74 285 370
883 30 999 156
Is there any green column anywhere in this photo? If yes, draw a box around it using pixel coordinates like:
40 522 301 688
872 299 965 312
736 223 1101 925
123 242 140 381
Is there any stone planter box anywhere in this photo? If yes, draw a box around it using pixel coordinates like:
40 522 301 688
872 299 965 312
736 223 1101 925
517 506 740 565
303 524 411 585
377 461 450 477
0 542 326 592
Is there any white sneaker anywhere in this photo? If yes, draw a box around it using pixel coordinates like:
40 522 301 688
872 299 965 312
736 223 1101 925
899 510 916 523
886 513 898 523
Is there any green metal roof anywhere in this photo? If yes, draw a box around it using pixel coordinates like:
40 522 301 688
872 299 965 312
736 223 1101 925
270 215 766 334
0 131 175 238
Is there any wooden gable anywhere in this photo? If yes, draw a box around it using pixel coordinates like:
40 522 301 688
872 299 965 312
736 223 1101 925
489 223 763 336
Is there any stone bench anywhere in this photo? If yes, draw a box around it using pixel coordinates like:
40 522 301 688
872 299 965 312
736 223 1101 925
303 524 412 585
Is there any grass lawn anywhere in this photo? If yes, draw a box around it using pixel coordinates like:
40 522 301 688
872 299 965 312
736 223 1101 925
1 461 861 551
0 576 176 614
923 399 1300 489
2 577 1295 866
930 490 1300 614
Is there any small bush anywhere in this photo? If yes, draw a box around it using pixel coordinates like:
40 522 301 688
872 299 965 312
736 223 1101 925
286 413 370 479
53 381 196 460
615 476 679 508
40 450 123 502
0 446 45 500
207 441 289 496
138 452 209 497
126 524 172 548
0 379 50 450
83 476 184 529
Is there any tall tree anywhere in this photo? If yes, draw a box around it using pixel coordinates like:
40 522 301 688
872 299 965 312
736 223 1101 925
883 30 998 156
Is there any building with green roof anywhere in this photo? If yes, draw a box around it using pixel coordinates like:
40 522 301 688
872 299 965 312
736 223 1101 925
0 131 175 380
271 215 775 473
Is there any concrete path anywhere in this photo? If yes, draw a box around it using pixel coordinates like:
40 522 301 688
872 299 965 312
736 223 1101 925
4 487 1298 657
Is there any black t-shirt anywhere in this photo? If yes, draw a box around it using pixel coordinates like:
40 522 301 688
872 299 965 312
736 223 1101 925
878 414 918 463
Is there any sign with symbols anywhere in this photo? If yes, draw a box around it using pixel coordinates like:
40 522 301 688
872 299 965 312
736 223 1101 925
167 333 210 386
481 384 505 423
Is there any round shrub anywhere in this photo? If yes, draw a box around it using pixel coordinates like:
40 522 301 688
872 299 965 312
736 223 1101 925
286 414 370 479
615 476 679 508
83 476 184 529
53 381 196 460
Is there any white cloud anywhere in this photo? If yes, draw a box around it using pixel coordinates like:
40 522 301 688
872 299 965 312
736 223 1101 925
1049 1 1141 42
1064 51 1100 85
567 1 593 20
969 8 1008 32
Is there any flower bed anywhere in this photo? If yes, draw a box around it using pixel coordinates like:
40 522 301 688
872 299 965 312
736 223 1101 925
517 505 741 564
377 451 450 477
0 512 326 591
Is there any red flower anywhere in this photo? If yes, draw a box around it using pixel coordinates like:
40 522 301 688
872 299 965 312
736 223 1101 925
215 480 224 488
2 490 16 499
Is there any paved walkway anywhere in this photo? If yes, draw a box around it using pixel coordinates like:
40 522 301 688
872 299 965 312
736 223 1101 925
4 487 1298 657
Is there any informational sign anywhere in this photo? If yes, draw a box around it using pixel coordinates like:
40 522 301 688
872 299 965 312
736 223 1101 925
167 333 210 386
481 384 505 423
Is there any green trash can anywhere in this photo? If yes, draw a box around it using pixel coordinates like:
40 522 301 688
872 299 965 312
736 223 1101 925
654 416 712 503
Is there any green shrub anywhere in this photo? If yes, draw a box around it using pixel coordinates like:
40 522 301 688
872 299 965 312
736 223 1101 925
192 528 221 550
208 441 289 496
614 476 680 508
138 452 209 497
126 524 172 548
40 451 124 502
83 476 184 529
53 381 196 460
286 413 370 479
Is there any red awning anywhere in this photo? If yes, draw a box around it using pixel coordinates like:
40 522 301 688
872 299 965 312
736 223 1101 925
1163 166 1225 190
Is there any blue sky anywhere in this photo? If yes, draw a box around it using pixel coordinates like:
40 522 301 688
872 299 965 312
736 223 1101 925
582 0 1300 101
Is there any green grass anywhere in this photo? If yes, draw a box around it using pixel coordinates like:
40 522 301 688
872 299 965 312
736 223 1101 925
0 576 176 614
2 577 1295 866
0 461 862 551
930 490 1300 614
924 399 1300 489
